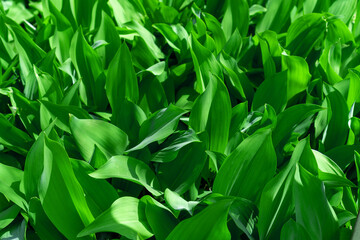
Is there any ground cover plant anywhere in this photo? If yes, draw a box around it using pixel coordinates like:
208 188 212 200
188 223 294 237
1 0 360 239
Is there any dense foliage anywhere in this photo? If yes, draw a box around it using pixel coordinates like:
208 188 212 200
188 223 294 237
1 0 360 239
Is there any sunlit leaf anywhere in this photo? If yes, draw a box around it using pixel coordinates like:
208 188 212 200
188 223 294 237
78 196 153 240
214 128 277 201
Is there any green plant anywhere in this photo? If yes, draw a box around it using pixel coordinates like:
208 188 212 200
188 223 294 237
0 0 360 239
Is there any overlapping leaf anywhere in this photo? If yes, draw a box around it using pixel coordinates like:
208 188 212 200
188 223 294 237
1 1 360 239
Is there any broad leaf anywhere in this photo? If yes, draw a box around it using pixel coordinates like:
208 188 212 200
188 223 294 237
252 71 287 113
70 116 129 161
106 41 139 108
286 13 326 57
293 164 339 240
24 133 94 240
213 128 277 201
90 155 162 196
258 138 314 239
166 199 233 240
158 141 206 194
77 196 153 240
128 104 186 151
221 0 248 39
189 75 231 153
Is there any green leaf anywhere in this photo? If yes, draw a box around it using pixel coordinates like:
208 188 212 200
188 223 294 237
219 52 247 100
2 2 360 239
319 42 343 85
0 181 27 212
335 208 356 227
128 104 187 152
0 113 33 155
227 197 257 239
256 0 296 33
3 16 46 97
326 145 360 169
125 21 164 60
221 0 248 39
273 104 324 146
88 145 108 169
252 71 287 114
70 28 106 109
44 0 74 63
164 188 198 215
151 129 200 163
146 60 166 78
206 150 226 173
77 196 153 240
318 172 355 187
34 66 63 103
153 23 189 54
282 55 311 100
158 141 206 195
141 196 178 240
280 219 311 240
355 151 360 198
28 198 65 240
94 11 121 67
0 162 26 210
258 138 314 240
327 17 355 45
189 76 231 153
108 0 145 27
138 76 168 113
40 100 91 132
257 32 277 80
294 164 338 240
0 218 27 240
23 133 47 200
223 29 242 60
203 13 226 54
166 199 233 240
0 204 20 230
354 3 360 44
111 99 146 142
1 87 41 137
213 128 277 201
347 69 360 108
71 159 119 215
106 41 139 109
205 0 226 18
228 101 248 140
142 1 179 24
131 37 158 70
25 133 94 239
190 35 223 93
312 150 355 187
329 0 357 24
0 162 22 186
322 85 348 151
286 13 326 57
90 155 162 196
70 116 129 162
139 61 166 76
5 2 33 24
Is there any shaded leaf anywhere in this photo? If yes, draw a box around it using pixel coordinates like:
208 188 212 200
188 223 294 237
213 128 277 201
166 199 233 240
